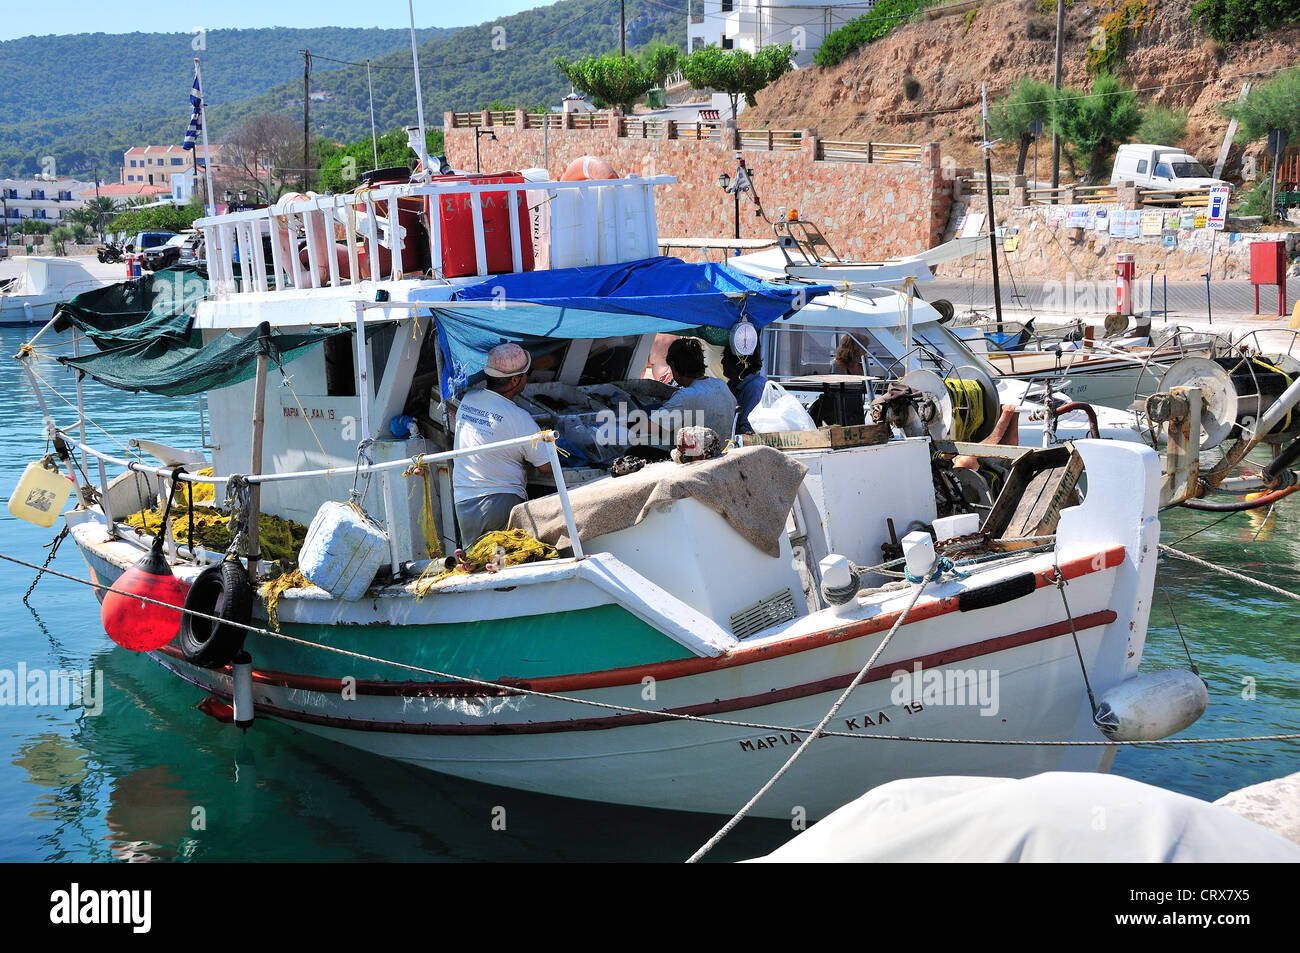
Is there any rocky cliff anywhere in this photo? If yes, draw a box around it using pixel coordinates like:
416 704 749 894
741 0 1298 179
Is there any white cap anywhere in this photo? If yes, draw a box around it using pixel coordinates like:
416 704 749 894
483 343 532 378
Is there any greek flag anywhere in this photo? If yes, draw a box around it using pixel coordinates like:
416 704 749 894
182 71 202 150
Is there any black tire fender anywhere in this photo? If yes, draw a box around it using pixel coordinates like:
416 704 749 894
178 560 253 669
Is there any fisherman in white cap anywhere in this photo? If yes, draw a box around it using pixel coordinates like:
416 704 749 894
452 342 552 544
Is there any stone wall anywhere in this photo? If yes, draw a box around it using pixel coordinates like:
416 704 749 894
443 112 953 260
936 196 1300 283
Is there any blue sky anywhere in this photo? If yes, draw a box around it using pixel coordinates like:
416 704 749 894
1 1 546 42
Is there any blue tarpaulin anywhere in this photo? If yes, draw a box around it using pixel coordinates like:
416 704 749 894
426 257 833 395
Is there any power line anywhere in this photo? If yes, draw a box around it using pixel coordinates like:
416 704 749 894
307 0 617 74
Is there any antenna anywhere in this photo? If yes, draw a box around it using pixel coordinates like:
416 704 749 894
408 0 431 178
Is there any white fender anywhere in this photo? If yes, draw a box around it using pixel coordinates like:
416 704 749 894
1094 669 1207 742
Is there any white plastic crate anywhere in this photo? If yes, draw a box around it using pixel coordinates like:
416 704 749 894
298 501 389 601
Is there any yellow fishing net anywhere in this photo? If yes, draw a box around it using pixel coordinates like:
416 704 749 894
413 529 557 598
260 568 313 631
124 502 308 575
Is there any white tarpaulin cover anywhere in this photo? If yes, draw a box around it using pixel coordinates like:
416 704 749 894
749 772 1300 862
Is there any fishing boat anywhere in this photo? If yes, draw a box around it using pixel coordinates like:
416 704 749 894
13 167 1221 822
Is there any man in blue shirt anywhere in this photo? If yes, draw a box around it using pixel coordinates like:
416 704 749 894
722 342 767 435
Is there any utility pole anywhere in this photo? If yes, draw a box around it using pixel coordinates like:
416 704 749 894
982 84 1004 331
620 0 626 56
1051 0 1064 189
302 49 312 192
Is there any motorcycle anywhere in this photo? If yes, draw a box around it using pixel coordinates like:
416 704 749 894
96 241 124 264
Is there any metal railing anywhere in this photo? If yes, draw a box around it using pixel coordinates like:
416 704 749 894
195 174 674 296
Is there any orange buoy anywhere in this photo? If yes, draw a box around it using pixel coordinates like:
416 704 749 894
560 155 618 181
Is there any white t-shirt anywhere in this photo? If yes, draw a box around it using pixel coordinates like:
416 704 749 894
453 388 551 502
649 376 738 441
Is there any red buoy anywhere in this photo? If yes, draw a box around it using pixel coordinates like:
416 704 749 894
101 542 190 651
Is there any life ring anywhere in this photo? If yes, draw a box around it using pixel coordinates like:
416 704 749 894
559 155 618 181
177 559 254 669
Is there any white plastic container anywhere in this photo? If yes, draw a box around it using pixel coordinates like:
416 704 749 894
8 458 73 528
933 512 980 542
902 531 937 580
298 501 389 601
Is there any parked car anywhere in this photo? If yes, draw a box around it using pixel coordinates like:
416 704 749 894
1110 144 1227 190
177 232 204 268
142 233 189 272
129 231 178 255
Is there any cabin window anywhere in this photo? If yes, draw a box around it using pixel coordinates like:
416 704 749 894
1155 162 1172 179
1136 159 1148 174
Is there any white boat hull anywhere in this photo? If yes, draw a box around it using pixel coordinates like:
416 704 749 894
71 440 1161 820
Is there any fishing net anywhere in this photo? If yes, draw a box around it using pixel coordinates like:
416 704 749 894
58 321 352 398
53 266 207 349
261 569 313 631
413 529 557 597
124 502 308 576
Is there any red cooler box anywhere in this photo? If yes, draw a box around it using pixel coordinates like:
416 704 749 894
432 172 534 278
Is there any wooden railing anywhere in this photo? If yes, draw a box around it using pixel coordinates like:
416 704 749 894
444 110 925 166
738 128 803 151
819 140 923 164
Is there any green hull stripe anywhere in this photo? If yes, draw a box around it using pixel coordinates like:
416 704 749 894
246 603 693 681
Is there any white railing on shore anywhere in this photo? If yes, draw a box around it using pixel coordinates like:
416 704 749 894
197 175 675 297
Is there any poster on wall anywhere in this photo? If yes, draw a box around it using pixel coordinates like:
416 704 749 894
1141 210 1165 236
1111 209 1141 238
959 211 985 238
1180 209 1197 229
1046 206 1066 228
1194 213 1207 228
1065 205 1089 228
1165 210 1182 229
1208 185 1231 230
1091 208 1109 230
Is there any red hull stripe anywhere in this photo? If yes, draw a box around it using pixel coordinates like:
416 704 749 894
160 545 1124 698
161 609 1116 736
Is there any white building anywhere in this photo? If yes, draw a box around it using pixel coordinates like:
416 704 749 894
0 177 96 231
687 0 866 68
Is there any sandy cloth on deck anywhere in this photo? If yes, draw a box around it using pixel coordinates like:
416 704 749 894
508 445 808 557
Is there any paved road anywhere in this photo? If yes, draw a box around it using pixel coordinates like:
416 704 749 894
926 277 1300 322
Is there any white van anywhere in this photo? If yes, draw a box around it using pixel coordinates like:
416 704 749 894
1110 144 1226 189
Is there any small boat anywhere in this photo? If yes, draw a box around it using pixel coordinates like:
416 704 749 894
0 256 115 327
12 168 1200 821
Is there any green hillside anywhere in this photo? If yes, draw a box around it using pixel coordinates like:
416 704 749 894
0 26 450 179
0 2 685 180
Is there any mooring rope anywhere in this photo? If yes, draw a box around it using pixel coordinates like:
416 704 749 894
1159 543 1300 603
686 575 930 863
3 547 1298 752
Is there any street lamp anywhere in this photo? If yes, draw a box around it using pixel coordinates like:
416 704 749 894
718 152 757 242
475 127 497 174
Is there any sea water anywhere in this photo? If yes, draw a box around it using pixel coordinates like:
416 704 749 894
1 326 1296 862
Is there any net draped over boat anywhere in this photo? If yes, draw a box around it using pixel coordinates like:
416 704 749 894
427 257 834 396
53 266 207 349
57 320 351 397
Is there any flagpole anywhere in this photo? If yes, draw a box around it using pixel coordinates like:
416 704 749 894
194 57 218 215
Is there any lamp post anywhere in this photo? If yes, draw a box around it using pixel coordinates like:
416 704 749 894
475 127 498 174
717 152 757 243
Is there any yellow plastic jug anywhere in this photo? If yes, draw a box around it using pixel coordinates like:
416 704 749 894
8 457 73 528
